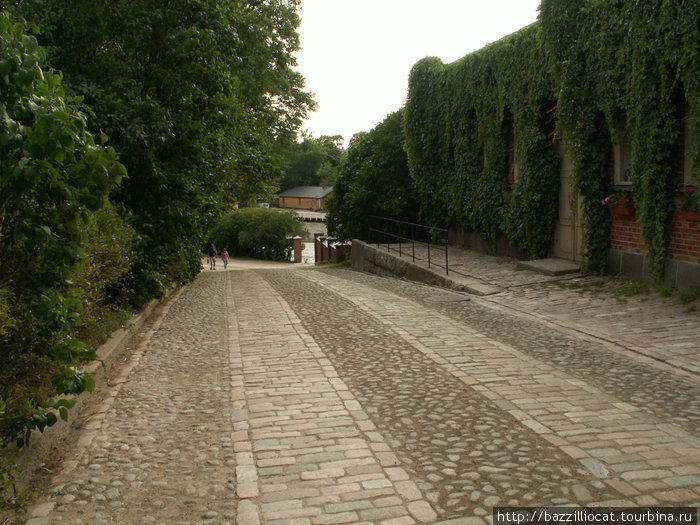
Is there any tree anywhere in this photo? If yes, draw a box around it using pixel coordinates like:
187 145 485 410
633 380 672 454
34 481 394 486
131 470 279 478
280 133 345 190
12 0 315 303
326 111 419 240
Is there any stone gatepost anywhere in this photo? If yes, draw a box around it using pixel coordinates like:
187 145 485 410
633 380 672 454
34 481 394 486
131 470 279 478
293 236 303 263
314 232 324 264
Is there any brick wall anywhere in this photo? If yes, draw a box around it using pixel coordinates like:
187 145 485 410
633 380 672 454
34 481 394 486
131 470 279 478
606 141 699 264
669 199 700 264
609 206 700 263
609 213 646 254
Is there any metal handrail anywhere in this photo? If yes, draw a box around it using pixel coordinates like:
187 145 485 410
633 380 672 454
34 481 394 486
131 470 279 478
368 216 449 275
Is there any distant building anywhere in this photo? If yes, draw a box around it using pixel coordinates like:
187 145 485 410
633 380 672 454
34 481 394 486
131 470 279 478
278 186 333 210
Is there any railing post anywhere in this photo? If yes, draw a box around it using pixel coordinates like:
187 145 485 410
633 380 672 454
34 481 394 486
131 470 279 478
427 229 431 269
293 236 302 263
445 233 449 275
314 232 323 264
412 225 415 262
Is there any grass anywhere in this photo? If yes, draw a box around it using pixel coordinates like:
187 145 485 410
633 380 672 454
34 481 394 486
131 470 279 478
679 287 699 304
310 259 352 269
615 280 653 297
656 284 675 297
547 276 699 309
75 306 134 350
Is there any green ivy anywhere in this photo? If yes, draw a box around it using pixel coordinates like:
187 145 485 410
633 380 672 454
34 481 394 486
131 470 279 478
540 0 699 279
405 24 560 258
405 1 698 276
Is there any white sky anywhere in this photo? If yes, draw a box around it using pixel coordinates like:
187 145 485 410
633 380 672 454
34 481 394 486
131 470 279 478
295 0 542 147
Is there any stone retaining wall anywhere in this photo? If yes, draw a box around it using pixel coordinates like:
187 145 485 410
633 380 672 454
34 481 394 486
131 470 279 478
351 239 451 288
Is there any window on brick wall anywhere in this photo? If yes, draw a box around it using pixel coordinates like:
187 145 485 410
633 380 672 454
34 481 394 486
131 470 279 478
614 127 633 185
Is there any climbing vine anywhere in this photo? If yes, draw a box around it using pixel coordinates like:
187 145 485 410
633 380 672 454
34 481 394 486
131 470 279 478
405 0 699 278
405 24 560 258
540 0 699 278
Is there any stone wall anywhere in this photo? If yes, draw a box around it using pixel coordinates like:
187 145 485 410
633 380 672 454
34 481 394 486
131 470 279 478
351 239 451 288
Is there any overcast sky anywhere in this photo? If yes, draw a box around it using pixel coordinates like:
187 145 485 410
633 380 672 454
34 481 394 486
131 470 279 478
294 0 542 146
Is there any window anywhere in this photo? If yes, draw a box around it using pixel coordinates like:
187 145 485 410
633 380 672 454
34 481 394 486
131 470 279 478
614 127 633 185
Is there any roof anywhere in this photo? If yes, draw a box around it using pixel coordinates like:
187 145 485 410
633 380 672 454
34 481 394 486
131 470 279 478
278 186 333 199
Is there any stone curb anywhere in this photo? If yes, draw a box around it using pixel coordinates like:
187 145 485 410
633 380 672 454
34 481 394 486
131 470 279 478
82 284 178 388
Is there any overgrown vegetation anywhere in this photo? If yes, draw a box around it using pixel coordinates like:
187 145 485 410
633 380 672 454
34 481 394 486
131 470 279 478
404 0 699 276
0 13 126 456
405 24 560 259
9 0 314 303
209 208 305 261
541 0 699 278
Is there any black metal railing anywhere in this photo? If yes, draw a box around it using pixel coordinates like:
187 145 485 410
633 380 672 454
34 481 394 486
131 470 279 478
368 216 449 275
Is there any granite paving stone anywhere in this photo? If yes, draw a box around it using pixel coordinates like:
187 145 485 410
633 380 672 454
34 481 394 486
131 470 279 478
24 259 700 524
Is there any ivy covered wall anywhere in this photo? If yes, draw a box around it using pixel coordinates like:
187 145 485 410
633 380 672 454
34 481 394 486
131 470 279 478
404 0 699 279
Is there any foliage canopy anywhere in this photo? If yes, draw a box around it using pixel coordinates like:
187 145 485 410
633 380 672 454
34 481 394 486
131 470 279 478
327 110 419 240
280 133 345 191
11 0 315 301
0 12 126 449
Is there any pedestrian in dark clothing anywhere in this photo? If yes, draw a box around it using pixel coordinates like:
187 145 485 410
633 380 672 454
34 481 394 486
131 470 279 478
208 243 217 270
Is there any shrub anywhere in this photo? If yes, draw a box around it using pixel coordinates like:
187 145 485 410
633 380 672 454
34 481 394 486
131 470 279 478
70 205 135 347
0 13 125 448
210 208 305 261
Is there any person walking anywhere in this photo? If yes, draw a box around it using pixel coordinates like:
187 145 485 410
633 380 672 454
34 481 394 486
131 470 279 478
208 243 217 270
221 248 229 269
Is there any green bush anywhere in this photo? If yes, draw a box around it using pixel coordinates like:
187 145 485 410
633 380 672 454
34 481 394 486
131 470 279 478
70 205 135 347
0 13 125 449
210 208 305 261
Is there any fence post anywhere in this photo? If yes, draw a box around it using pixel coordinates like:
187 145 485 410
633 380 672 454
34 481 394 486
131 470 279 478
412 224 415 262
314 232 324 264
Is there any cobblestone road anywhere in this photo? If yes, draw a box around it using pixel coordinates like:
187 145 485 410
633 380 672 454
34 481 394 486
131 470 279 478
26 264 700 524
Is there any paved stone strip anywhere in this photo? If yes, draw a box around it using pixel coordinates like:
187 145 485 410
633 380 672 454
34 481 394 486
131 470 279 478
263 270 623 520
484 282 700 376
295 269 700 508
228 270 437 525
27 273 238 524
334 269 700 434
385 243 700 378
